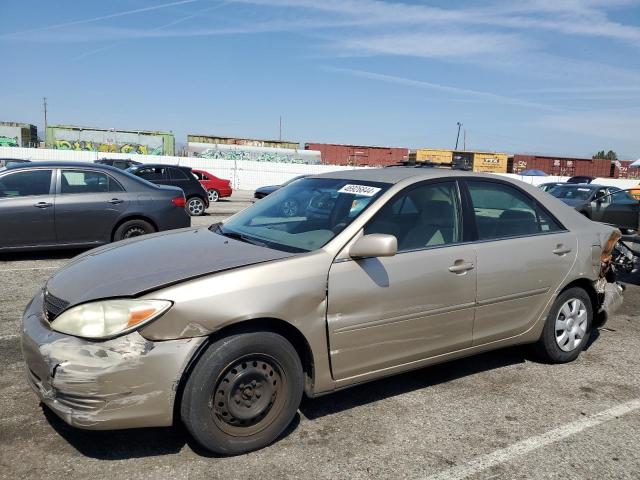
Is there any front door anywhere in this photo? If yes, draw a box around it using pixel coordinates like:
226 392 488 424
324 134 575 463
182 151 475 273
463 179 578 345
593 188 640 230
327 180 477 380
0 168 56 248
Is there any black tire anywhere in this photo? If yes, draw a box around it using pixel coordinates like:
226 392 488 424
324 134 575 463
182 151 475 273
113 219 155 242
186 196 206 216
534 287 593 363
181 331 304 455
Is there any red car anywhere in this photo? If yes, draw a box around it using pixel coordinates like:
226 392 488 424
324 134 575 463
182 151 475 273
191 169 232 203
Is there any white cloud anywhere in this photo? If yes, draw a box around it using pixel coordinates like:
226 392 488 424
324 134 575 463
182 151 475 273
325 67 561 111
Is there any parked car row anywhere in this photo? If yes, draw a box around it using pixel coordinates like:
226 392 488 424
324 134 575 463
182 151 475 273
0 160 233 251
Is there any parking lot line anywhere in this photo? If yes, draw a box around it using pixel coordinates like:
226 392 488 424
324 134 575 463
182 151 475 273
0 334 19 341
425 398 640 480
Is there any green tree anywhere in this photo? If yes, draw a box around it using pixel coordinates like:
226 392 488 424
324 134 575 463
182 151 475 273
593 150 618 160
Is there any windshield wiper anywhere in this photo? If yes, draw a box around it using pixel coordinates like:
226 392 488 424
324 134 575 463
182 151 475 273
210 223 267 247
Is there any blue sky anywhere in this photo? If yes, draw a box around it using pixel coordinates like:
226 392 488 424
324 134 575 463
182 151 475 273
1 0 639 158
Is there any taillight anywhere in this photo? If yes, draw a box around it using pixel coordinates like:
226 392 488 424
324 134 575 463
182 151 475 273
172 196 186 207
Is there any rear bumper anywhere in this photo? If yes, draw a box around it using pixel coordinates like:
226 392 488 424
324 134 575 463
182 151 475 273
218 187 232 198
156 207 190 231
21 290 205 430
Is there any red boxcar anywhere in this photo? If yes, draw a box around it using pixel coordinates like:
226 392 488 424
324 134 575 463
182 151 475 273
612 160 640 179
510 155 612 178
305 143 408 167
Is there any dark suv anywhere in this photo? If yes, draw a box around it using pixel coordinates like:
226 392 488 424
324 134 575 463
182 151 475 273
127 164 209 216
95 158 142 170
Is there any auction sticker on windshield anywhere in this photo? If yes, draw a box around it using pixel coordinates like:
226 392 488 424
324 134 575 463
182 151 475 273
338 184 382 196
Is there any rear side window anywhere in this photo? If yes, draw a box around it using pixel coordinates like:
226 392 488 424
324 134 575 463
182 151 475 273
0 170 52 197
170 168 190 180
467 181 562 240
61 170 122 194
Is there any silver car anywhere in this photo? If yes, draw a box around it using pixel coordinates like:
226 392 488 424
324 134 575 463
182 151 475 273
21 168 623 455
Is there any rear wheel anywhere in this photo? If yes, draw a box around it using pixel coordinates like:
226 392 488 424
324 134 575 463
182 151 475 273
181 331 303 455
534 287 592 363
208 189 220 203
186 197 206 216
113 219 155 242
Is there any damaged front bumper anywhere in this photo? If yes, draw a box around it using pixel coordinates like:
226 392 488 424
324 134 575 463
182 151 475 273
21 290 206 430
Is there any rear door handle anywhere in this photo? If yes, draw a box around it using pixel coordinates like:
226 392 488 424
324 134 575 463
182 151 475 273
34 202 52 209
108 198 124 204
448 261 475 274
553 246 572 256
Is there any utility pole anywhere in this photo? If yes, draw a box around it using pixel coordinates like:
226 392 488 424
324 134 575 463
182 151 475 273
43 97 48 137
463 129 466 150
279 116 282 141
455 122 462 150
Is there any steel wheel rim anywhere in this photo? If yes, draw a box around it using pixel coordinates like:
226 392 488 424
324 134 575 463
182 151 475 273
123 226 146 238
212 354 287 437
208 190 219 202
188 198 204 215
281 200 298 217
555 298 588 352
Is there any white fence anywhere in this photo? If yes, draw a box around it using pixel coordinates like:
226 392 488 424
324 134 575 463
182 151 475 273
3 146 640 192
0 147 367 191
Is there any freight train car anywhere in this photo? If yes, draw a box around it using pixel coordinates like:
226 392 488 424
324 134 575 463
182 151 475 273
510 154 612 177
305 142 408 167
0 122 38 148
409 149 508 173
188 134 299 150
46 125 175 156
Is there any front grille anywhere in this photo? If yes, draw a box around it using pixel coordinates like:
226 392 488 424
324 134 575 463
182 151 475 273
43 291 69 322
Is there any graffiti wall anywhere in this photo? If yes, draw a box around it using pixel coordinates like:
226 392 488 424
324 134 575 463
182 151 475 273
0 124 37 147
188 142 321 165
46 126 174 156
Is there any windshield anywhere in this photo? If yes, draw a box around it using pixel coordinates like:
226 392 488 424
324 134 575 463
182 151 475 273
548 185 594 200
217 177 389 252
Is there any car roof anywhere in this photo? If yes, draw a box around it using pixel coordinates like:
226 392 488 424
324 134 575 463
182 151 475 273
2 161 122 173
312 167 486 184
552 183 603 189
131 163 189 168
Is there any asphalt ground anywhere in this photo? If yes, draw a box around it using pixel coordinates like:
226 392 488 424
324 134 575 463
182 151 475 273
0 190 638 480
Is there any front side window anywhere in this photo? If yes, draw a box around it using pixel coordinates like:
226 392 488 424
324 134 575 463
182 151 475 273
217 178 389 252
0 170 52 197
467 181 562 240
365 181 461 251
61 170 120 194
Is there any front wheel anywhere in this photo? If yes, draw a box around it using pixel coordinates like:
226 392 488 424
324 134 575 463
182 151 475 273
186 197 206 216
181 331 304 455
533 287 593 363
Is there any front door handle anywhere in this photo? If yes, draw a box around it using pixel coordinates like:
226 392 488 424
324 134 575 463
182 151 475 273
108 198 124 204
34 202 52 209
448 261 475 274
553 245 572 256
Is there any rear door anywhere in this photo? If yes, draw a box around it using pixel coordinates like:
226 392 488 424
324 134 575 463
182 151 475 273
134 166 171 186
54 169 130 244
0 168 56 248
463 179 577 345
168 167 194 195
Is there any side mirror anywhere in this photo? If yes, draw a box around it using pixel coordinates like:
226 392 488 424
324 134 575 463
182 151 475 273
349 234 397 259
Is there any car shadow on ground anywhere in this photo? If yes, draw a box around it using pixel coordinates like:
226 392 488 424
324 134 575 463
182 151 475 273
42 346 546 460
0 249 87 262
42 405 301 460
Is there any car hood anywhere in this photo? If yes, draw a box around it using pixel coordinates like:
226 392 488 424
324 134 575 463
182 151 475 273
557 198 589 208
46 227 295 306
256 185 279 194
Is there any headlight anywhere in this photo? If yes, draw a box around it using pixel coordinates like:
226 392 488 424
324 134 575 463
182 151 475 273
50 299 172 339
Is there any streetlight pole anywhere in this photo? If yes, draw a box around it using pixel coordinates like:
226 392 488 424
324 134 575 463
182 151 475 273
455 122 462 150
